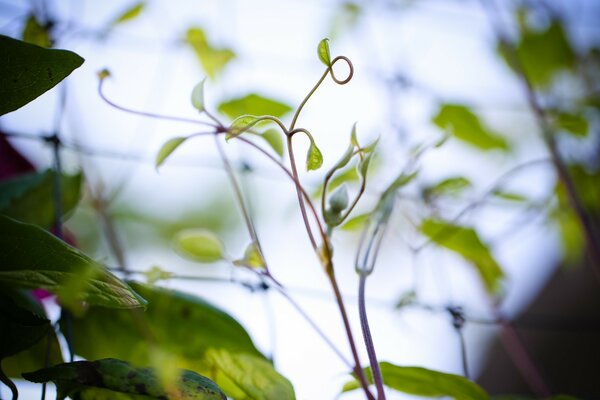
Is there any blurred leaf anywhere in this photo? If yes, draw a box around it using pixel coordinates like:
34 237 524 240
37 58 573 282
191 79 206 112
421 219 504 294
306 140 323 171
228 115 266 139
0 34 84 116
317 38 331 66
218 94 292 120
555 111 588 137
1 287 63 377
69 283 264 366
186 27 235 79
500 19 574 88
142 266 174 285
257 128 284 158
342 362 488 400
22 14 51 47
329 184 349 213
0 215 147 309
174 229 226 263
0 169 82 229
155 137 187 169
110 2 146 25
234 243 265 269
492 190 528 202
314 167 359 199
204 349 295 400
23 358 226 400
432 104 509 151
394 291 417 309
329 2 361 40
424 176 471 200
385 170 417 194
340 212 369 231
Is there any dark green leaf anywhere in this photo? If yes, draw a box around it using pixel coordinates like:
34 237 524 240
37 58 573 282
0 215 147 309
421 219 504 294
258 129 284 158
343 362 488 400
155 137 187 169
423 176 471 200
186 28 235 79
500 19 574 88
432 104 509 151
23 358 226 400
69 282 264 365
22 15 51 48
317 38 331 66
0 35 84 116
555 111 588 137
174 229 226 263
204 349 295 400
110 2 145 25
0 169 82 229
0 293 50 359
218 94 292 120
306 140 323 171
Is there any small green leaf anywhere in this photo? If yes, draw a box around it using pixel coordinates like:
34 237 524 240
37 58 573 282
186 27 235 79
350 122 360 148
22 14 51 48
218 94 292 120
259 129 285 157
394 291 417 309
342 362 488 400
432 104 509 151
142 266 174 285
228 115 265 139
555 111 588 137
421 219 504 294
0 215 147 309
0 35 84 116
204 349 295 400
329 184 349 213
492 190 528 202
191 79 206 112
317 38 331 66
234 242 266 269
23 358 226 400
0 169 82 229
155 137 187 169
386 170 418 194
358 152 374 179
174 229 226 263
340 213 369 231
306 140 323 171
424 176 471 199
110 2 146 25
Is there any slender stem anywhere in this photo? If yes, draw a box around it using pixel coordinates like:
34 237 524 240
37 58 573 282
358 274 386 400
289 69 329 131
457 328 470 378
0 366 18 400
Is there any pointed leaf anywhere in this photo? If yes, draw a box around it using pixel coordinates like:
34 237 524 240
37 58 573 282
432 104 509 151
186 27 235 79
0 215 147 309
228 115 265 139
492 190 528 202
174 229 225 263
306 140 323 171
421 219 504 294
155 137 187 169
423 176 471 199
110 2 146 25
22 14 51 48
317 38 331 66
342 362 488 400
23 358 226 400
0 35 84 116
0 169 82 229
204 349 295 400
340 213 370 231
234 242 266 269
218 93 292 120
191 79 206 112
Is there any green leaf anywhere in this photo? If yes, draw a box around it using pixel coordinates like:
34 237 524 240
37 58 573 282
421 219 504 294
358 151 374 179
385 170 418 194
68 283 264 367
191 79 206 112
22 14 51 48
174 229 226 263
0 292 50 359
555 111 588 137
204 349 295 400
0 215 147 309
234 242 266 269
500 19 574 88
228 114 266 139
0 169 82 229
317 38 331 66
110 2 146 25
340 213 369 231
0 35 84 116
306 140 323 171
258 129 285 157
328 184 349 213
142 266 174 285
424 176 471 199
186 27 235 79
492 190 528 202
218 94 292 120
342 362 488 400
329 2 361 40
155 137 187 169
432 104 509 151
23 358 226 400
